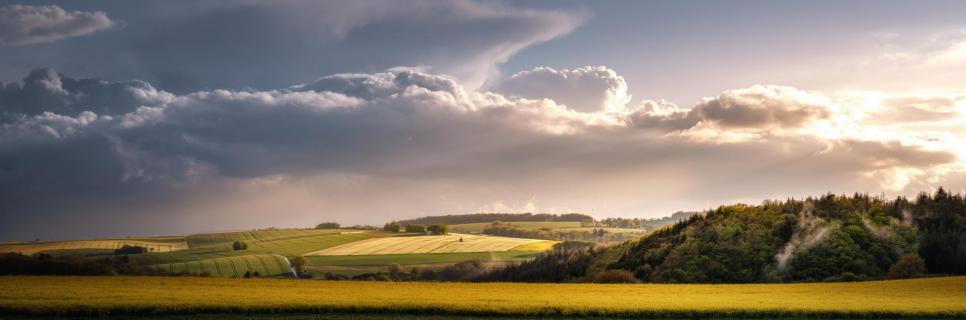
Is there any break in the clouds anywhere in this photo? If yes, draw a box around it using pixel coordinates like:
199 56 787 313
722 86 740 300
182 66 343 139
1 66 963 239
0 5 114 46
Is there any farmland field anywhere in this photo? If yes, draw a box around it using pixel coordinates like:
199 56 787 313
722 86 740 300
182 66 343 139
137 230 389 265
449 221 582 233
1 276 964 318
154 253 292 277
0 236 188 255
306 234 553 256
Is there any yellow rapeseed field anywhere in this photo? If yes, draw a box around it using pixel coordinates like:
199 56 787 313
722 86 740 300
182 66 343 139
307 234 550 256
0 276 964 317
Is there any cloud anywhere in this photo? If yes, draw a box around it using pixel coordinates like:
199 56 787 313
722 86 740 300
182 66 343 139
0 1 585 94
0 68 172 118
628 85 835 135
493 66 631 113
0 67 963 240
0 5 114 46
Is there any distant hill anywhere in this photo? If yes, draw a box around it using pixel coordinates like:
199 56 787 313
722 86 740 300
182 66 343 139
481 189 966 283
394 213 594 226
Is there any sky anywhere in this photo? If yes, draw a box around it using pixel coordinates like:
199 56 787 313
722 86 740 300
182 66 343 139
2 1 966 240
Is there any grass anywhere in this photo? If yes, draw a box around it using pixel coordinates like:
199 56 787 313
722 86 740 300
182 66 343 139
154 253 292 277
0 236 188 255
0 276 964 318
305 251 541 266
306 234 551 256
449 221 583 233
564 227 647 234
186 229 351 249
137 231 390 265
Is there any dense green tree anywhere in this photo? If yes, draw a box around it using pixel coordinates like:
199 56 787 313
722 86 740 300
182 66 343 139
315 222 341 229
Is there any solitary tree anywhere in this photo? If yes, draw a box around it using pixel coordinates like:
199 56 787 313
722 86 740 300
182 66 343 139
232 241 248 251
291 256 308 277
315 222 341 229
387 263 402 277
889 254 926 279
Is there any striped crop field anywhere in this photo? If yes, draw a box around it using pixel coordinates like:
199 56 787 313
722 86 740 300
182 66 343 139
0 236 188 255
1 276 964 318
154 253 292 277
137 231 390 265
306 234 553 256
185 229 351 249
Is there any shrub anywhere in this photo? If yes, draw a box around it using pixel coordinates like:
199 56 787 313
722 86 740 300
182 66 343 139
592 269 639 283
387 263 402 276
427 224 448 235
889 254 926 279
114 245 148 255
315 222 341 229
232 241 248 251
405 224 427 233
290 256 307 275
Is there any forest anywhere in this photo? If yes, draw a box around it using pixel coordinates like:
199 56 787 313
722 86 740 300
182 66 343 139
480 189 966 283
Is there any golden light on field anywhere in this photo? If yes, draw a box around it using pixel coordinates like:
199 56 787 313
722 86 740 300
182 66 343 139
306 234 551 256
1 276 964 317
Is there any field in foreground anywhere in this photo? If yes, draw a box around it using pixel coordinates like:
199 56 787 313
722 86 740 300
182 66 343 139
1 276 964 318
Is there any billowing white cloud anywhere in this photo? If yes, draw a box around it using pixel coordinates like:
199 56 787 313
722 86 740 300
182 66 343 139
494 66 631 113
0 5 114 46
1 67 963 240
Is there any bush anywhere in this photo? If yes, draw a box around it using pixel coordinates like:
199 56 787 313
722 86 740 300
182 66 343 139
592 269 639 283
405 224 427 233
387 263 402 276
290 256 307 275
427 224 448 235
114 245 148 255
383 222 401 232
889 254 926 279
315 222 341 229
232 241 248 251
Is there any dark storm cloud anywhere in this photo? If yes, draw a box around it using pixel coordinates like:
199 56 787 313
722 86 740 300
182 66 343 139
0 68 170 119
0 1 584 93
1 67 959 240
0 4 114 46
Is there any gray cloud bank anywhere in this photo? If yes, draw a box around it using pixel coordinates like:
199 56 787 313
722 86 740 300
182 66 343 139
0 1 584 94
1 66 959 240
0 5 114 46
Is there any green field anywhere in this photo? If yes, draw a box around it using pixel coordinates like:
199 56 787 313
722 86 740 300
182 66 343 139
1 276 964 318
186 229 350 248
136 230 389 265
154 253 292 277
449 221 582 233
2 228 557 278
0 236 189 255
306 251 541 266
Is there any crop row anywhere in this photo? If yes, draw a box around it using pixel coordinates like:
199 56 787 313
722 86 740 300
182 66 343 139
154 254 292 277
